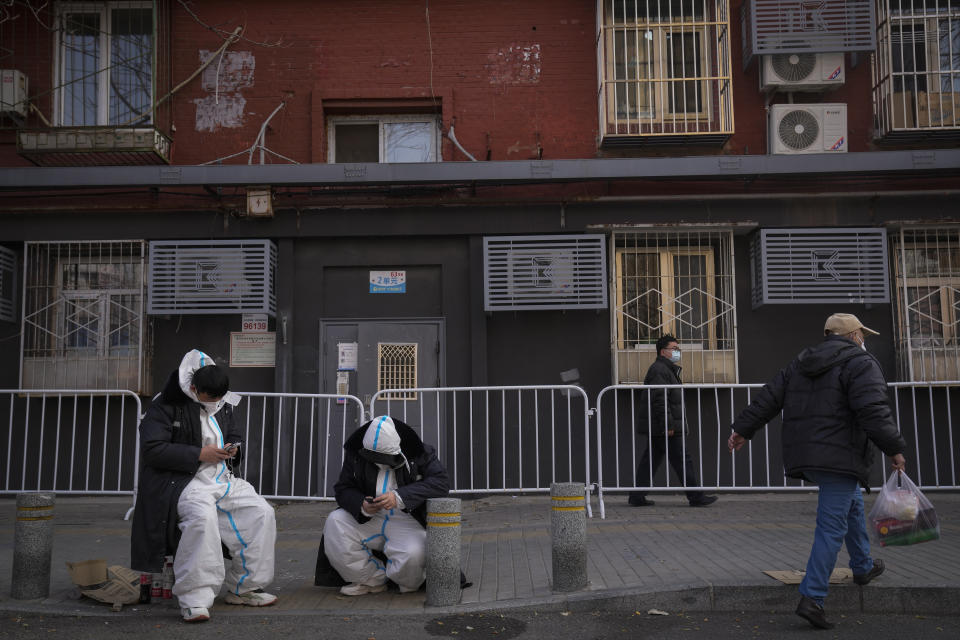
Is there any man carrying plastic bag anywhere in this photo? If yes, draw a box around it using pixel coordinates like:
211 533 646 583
869 471 940 546
727 313 907 630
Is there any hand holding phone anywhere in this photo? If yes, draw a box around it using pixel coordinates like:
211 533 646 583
224 442 240 454
364 496 375 503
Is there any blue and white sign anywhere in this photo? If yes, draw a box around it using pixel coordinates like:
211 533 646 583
370 270 406 294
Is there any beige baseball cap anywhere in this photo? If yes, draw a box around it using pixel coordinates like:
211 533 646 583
824 313 879 337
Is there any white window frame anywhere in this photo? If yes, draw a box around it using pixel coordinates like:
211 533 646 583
54 1 154 127
326 114 441 163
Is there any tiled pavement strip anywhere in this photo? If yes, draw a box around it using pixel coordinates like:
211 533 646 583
0 492 958 618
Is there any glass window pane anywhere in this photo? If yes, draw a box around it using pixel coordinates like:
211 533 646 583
621 252 661 345
64 297 100 350
667 32 703 113
62 12 101 126
907 286 945 346
110 7 153 125
384 122 435 162
673 254 708 343
334 124 379 163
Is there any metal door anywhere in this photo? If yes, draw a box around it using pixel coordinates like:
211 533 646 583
319 318 445 483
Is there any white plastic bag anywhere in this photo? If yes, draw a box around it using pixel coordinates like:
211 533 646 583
867 471 940 547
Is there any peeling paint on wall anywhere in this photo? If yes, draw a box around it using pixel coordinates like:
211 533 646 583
193 50 255 132
487 43 541 85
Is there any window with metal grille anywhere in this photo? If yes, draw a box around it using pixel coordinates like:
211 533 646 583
327 115 441 163
55 2 154 126
598 0 734 142
892 227 960 381
377 343 418 400
613 230 737 383
21 240 149 392
874 0 960 135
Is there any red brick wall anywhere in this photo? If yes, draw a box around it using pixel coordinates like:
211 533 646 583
0 0 902 168
169 0 598 165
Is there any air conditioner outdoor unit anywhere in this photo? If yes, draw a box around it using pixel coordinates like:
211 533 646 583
770 103 847 155
760 53 844 92
0 70 28 121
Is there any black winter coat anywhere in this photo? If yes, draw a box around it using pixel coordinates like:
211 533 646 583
638 355 688 436
129 371 243 572
731 335 906 487
334 418 450 527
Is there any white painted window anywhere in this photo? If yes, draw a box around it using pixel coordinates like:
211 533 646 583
327 115 441 163
21 241 148 391
612 230 737 383
55 1 153 126
892 227 960 381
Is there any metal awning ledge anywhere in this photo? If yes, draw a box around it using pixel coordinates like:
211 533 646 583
2 150 959 190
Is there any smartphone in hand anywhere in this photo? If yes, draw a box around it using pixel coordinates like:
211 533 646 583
364 496 375 503
224 442 240 453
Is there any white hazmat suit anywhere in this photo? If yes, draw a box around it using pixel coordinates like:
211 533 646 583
172 350 277 609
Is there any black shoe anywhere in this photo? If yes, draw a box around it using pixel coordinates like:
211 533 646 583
853 559 885 586
689 495 718 507
628 495 655 507
796 595 834 630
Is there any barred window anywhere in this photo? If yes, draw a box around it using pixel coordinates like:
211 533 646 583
377 343 418 400
598 0 734 142
613 230 737 383
874 0 960 134
892 227 960 381
21 241 149 391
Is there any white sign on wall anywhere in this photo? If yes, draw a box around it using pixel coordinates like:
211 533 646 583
230 332 276 367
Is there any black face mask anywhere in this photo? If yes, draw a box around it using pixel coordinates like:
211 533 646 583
359 448 405 468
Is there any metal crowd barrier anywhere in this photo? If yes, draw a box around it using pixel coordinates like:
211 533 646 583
231 392 367 501
595 382 960 518
370 385 594 516
0 390 142 500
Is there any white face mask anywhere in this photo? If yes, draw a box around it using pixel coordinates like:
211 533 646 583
669 349 681 363
201 400 222 415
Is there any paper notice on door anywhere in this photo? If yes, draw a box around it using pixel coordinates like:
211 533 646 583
338 342 358 371
336 370 350 404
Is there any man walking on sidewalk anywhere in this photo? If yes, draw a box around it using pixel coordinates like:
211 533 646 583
629 334 717 508
728 313 906 630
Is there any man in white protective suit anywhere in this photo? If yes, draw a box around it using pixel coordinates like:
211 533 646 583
321 415 450 595
131 349 277 623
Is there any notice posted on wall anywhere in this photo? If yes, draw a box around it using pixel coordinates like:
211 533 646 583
230 332 276 367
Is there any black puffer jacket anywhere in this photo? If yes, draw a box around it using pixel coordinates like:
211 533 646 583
638 355 688 437
731 335 906 486
129 371 243 572
334 418 449 527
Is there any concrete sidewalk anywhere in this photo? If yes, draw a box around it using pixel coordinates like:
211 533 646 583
0 492 958 619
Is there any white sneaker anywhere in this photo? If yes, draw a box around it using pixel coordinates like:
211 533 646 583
181 606 210 623
339 582 387 596
224 589 278 607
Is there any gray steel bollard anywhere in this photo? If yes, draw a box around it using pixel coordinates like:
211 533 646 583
551 482 587 592
12 492 55 600
425 497 462 606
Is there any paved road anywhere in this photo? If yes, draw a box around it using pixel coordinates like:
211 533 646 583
2 609 958 639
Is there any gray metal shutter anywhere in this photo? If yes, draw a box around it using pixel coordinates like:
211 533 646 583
148 240 277 315
484 234 608 311
750 228 889 307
